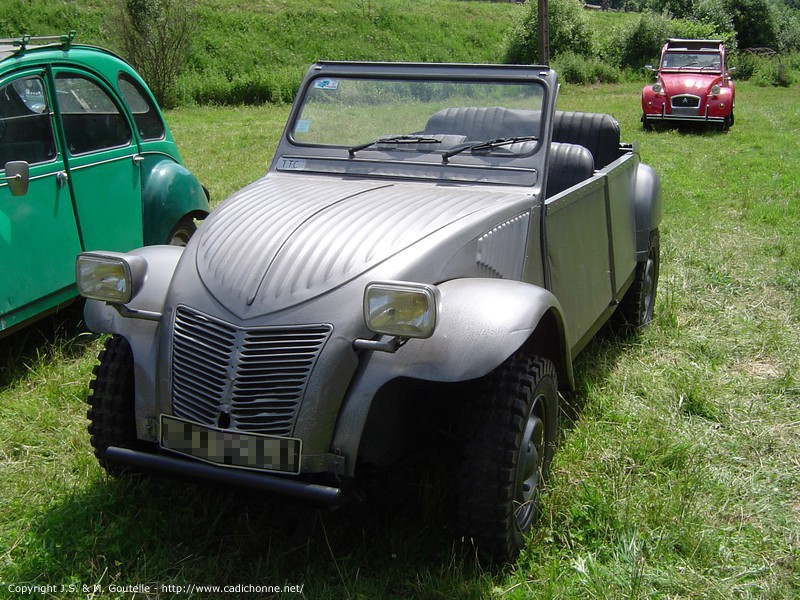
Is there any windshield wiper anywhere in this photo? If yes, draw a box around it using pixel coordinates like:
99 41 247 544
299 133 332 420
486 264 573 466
441 135 538 164
348 135 442 157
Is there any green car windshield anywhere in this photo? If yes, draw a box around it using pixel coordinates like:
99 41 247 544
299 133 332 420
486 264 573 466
290 76 545 160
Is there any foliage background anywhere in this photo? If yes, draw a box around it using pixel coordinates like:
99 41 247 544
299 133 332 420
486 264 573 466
1 0 798 101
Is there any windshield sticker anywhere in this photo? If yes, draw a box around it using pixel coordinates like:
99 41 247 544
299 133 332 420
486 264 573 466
278 157 307 171
313 79 339 90
294 119 311 133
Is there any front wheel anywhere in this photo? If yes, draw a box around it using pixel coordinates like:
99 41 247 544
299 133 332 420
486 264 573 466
87 335 140 476
458 353 559 562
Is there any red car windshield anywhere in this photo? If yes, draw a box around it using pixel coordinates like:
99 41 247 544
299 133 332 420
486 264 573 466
661 51 722 72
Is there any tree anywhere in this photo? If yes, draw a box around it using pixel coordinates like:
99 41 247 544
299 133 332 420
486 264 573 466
108 0 196 108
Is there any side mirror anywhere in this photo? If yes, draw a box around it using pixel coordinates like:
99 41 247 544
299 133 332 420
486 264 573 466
645 65 656 72
4 161 30 196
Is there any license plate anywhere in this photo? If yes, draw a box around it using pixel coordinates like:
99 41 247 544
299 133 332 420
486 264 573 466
160 415 301 475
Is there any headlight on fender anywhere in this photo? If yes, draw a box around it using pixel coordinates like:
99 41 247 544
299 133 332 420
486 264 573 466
711 84 721 95
652 83 662 94
364 282 438 339
76 252 147 304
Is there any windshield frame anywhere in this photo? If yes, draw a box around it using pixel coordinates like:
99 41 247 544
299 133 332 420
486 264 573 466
271 62 556 188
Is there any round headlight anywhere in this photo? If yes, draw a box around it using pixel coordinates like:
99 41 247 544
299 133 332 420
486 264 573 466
711 85 721 95
652 83 662 94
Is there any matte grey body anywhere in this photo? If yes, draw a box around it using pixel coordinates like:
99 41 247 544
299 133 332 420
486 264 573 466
83 62 661 493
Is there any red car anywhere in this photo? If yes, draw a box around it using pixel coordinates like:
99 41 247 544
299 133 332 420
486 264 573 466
642 39 735 129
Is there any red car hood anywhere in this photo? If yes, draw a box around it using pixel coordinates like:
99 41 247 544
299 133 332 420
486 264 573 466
660 72 721 96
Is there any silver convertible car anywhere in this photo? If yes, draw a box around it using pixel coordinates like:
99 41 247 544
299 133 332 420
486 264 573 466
77 62 662 562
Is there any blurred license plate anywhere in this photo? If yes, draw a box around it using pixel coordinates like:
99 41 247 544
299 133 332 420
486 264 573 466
160 415 301 475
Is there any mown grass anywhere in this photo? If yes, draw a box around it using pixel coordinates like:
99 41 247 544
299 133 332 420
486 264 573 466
1 79 797 598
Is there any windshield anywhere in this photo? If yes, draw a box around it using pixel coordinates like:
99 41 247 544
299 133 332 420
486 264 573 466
662 51 722 71
291 76 545 159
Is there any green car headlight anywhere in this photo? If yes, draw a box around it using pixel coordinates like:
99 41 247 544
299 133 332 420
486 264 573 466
76 252 146 304
364 282 438 339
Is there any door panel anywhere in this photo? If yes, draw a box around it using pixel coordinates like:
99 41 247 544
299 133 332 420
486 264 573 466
545 175 613 351
54 71 143 251
0 72 80 327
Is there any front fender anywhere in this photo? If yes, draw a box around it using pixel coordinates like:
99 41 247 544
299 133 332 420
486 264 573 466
141 157 210 246
331 278 573 476
392 278 571 384
83 245 184 443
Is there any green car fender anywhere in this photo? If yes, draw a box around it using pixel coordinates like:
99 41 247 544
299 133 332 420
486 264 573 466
140 156 210 246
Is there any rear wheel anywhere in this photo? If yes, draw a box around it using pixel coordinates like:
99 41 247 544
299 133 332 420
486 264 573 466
618 229 660 329
458 353 559 562
87 335 140 476
166 216 197 246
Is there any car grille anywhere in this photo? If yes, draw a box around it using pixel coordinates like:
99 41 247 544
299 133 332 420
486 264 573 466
171 306 332 436
670 94 701 116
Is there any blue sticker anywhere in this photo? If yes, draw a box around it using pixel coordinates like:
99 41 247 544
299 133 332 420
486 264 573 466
313 79 339 90
295 119 311 133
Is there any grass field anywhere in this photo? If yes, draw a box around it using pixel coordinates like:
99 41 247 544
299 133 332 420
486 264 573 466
1 80 798 598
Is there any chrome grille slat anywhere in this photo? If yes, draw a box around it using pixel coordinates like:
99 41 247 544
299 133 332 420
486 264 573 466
171 306 331 436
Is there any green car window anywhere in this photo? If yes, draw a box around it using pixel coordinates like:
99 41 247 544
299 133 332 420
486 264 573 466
55 74 131 155
118 73 165 141
0 76 57 168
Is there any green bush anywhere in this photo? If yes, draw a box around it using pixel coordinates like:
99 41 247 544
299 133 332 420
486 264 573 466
608 13 671 69
736 51 799 85
552 52 622 84
724 0 777 49
177 68 303 106
773 2 800 52
107 0 196 108
608 12 729 70
505 0 595 64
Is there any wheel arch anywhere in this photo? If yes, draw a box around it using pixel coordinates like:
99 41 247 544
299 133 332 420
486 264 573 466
380 278 574 389
332 278 574 476
140 157 210 245
633 162 663 260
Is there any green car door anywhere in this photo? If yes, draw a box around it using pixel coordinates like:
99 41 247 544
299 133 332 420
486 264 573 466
53 69 143 251
0 70 81 332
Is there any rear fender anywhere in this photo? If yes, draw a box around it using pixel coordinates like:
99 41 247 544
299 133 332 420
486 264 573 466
141 158 210 245
83 245 184 442
633 163 663 260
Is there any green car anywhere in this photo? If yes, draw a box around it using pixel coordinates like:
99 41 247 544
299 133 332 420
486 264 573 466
0 32 209 338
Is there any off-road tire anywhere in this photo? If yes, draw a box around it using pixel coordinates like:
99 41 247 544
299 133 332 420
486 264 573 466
458 353 559 562
617 229 660 329
87 335 140 476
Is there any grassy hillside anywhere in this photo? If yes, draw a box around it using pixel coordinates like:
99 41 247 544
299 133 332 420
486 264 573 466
1 0 522 104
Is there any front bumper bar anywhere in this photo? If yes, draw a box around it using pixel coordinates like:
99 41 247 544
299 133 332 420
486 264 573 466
643 104 726 124
106 446 344 504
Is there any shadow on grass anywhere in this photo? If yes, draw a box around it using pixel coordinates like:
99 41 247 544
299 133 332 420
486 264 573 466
643 121 731 136
0 300 97 390
6 320 646 598
559 321 638 428
11 454 490 598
